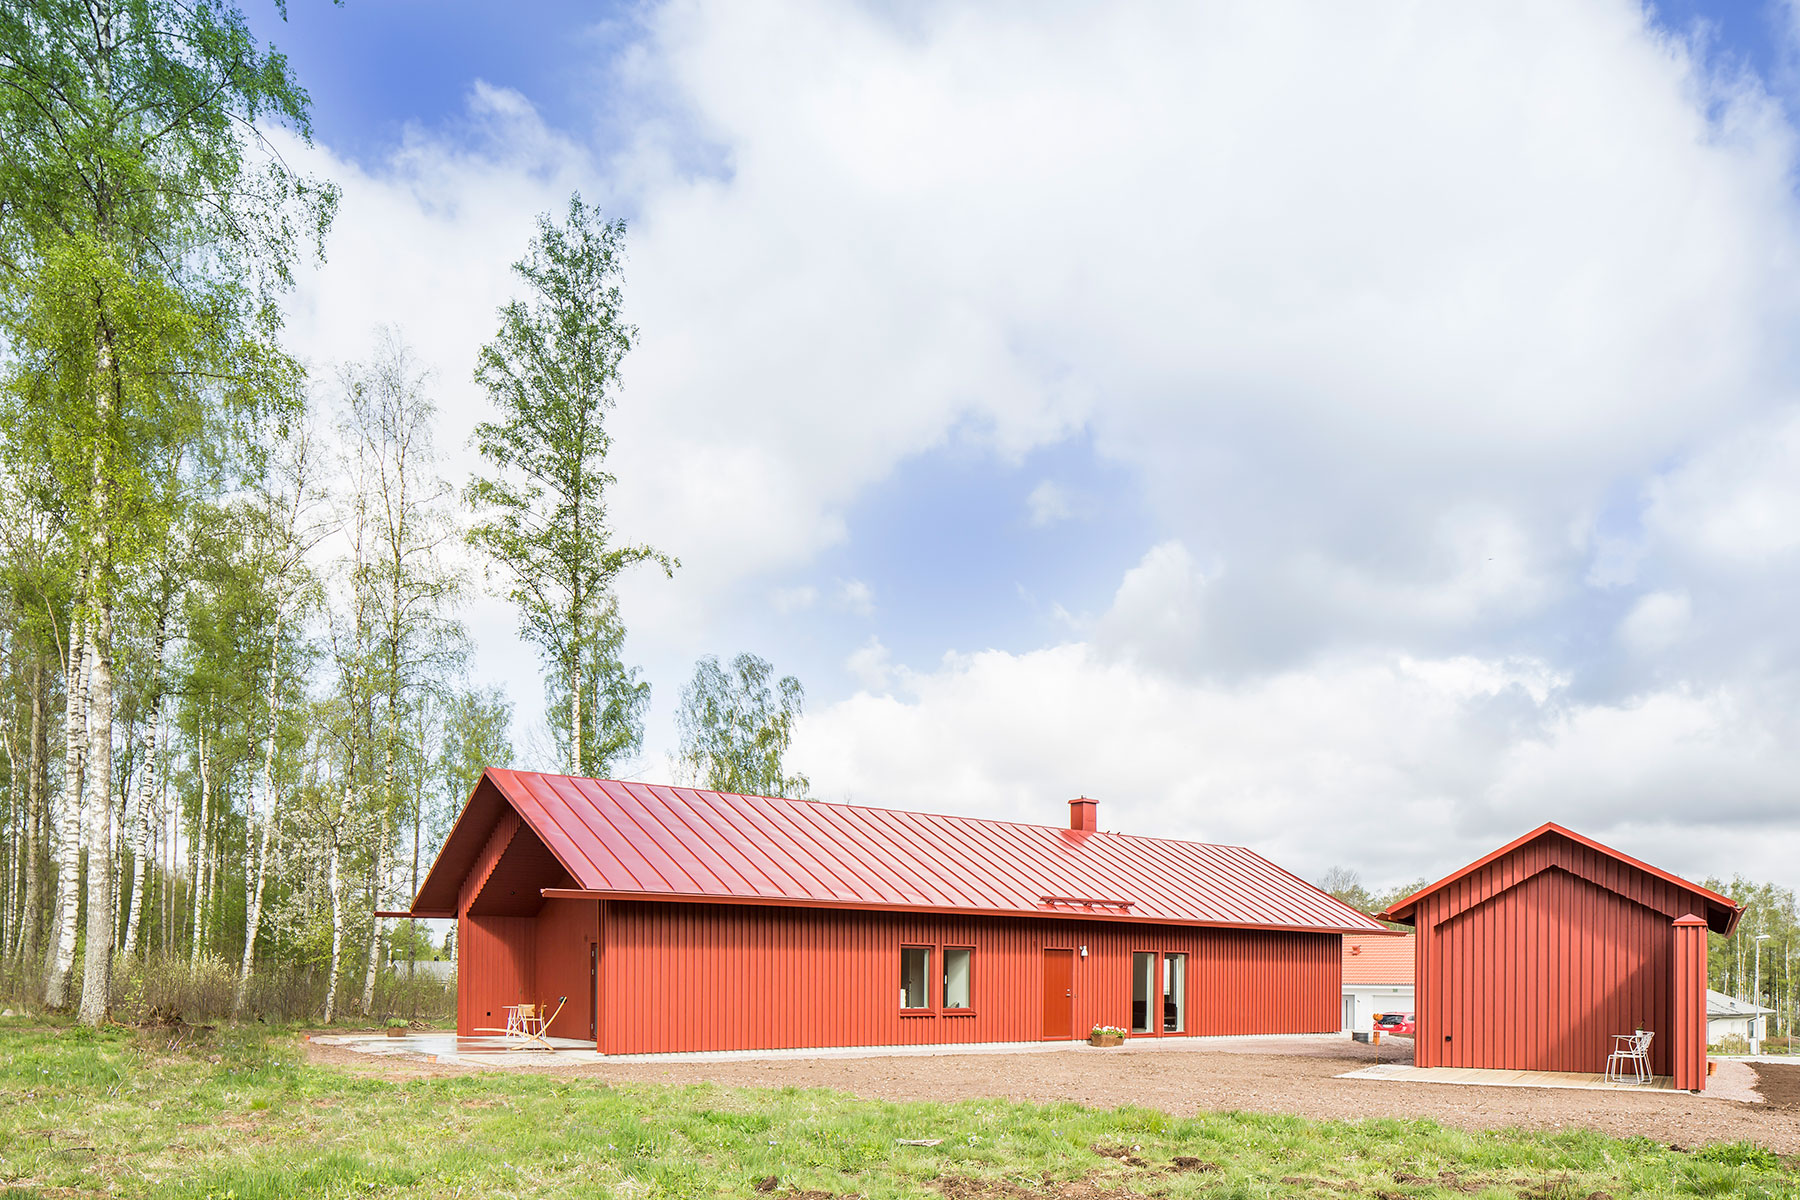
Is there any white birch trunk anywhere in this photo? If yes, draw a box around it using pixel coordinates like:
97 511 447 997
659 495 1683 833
2 734 16 960
121 617 165 961
570 654 582 775
359 819 387 1014
234 613 285 1014
322 809 346 1023
43 614 87 1008
78 603 116 1025
16 664 45 970
189 722 210 969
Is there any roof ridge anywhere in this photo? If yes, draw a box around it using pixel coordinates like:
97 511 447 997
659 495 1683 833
499 769 1255 851
465 769 1388 933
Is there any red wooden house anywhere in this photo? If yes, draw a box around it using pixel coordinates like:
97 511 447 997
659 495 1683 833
395 770 1384 1055
1379 823 1742 1090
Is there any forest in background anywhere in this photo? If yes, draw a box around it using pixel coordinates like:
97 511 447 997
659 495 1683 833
0 0 809 1025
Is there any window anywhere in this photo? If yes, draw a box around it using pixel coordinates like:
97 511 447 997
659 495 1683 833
944 947 973 1010
1131 952 1156 1034
1163 953 1186 1033
900 946 932 1010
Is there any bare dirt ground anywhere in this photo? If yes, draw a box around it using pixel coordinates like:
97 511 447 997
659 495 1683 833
302 1035 1800 1153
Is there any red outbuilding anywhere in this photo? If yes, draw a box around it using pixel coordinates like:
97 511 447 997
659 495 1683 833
396 770 1384 1056
1379 823 1742 1090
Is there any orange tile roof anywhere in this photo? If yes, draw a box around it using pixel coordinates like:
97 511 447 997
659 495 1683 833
1342 931 1413 985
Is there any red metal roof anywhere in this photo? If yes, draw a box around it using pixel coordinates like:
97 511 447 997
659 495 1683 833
1378 821 1743 936
1342 931 1414 986
413 770 1386 933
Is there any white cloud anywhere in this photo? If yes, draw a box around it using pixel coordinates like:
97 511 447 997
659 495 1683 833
845 636 893 692
1644 406 1800 565
596 0 1800 663
794 637 1800 891
771 584 818 613
834 578 875 617
270 1 1800 875
1094 540 1212 673
284 2 1800 657
1619 590 1692 654
1026 480 1074 527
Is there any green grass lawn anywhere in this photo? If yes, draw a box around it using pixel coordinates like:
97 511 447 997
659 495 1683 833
0 1017 1794 1200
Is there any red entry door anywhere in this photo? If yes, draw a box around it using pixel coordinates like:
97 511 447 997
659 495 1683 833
1043 949 1074 1039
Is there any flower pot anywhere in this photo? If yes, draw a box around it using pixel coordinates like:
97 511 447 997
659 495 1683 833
1089 1034 1123 1047
386 1027 405 1038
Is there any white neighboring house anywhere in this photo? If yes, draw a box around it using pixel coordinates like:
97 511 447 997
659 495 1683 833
1342 932 1413 1033
1706 989 1774 1047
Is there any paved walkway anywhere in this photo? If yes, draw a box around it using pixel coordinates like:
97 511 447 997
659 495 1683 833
314 1030 1377 1069
1341 1062 1685 1092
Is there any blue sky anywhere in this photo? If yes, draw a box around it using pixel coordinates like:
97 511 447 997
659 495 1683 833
260 0 1800 892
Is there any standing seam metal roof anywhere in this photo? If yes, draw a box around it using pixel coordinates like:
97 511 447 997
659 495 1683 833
415 770 1386 932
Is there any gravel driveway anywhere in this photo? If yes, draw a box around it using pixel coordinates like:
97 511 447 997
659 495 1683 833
307 1035 1800 1153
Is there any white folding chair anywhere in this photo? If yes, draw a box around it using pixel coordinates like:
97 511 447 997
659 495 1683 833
1606 1030 1653 1084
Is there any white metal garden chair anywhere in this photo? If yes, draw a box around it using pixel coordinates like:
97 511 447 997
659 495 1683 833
1605 1030 1654 1084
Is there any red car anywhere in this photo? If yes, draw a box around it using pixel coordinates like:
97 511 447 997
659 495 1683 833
1373 1012 1416 1036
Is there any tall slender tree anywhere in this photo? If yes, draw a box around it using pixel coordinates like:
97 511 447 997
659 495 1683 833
0 0 335 1022
676 653 810 799
466 194 673 778
340 329 464 1014
234 420 324 1013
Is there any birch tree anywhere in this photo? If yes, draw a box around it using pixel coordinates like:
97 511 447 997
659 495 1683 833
467 195 673 777
339 330 464 1013
0 0 335 1022
42 606 84 1006
234 422 324 1013
676 653 810 799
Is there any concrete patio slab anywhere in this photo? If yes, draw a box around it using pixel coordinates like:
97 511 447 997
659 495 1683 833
1340 1062 1684 1092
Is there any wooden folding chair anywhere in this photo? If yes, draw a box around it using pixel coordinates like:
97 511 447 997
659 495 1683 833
522 996 567 1051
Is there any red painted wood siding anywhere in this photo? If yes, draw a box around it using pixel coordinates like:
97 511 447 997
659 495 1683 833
457 914 534 1037
1671 916 1708 1091
1413 831 1704 1076
598 900 1339 1055
534 898 598 1039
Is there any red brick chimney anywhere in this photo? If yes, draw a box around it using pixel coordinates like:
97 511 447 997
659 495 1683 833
1069 796 1097 832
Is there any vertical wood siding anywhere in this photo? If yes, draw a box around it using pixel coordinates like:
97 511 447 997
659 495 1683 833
1671 916 1708 1090
597 901 1339 1055
1414 832 1701 1077
456 914 534 1036
533 898 599 1038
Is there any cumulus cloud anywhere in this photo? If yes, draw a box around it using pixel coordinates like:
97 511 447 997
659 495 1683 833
272 0 1800 878
794 634 1800 890
834 578 875 617
1619 591 1692 654
1645 406 1800 565
845 636 893 693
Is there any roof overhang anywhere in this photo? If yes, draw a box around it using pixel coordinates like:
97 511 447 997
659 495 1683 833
412 768 1388 934
540 887 1380 934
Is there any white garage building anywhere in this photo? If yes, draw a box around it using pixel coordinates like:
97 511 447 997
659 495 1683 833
1342 931 1413 1033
